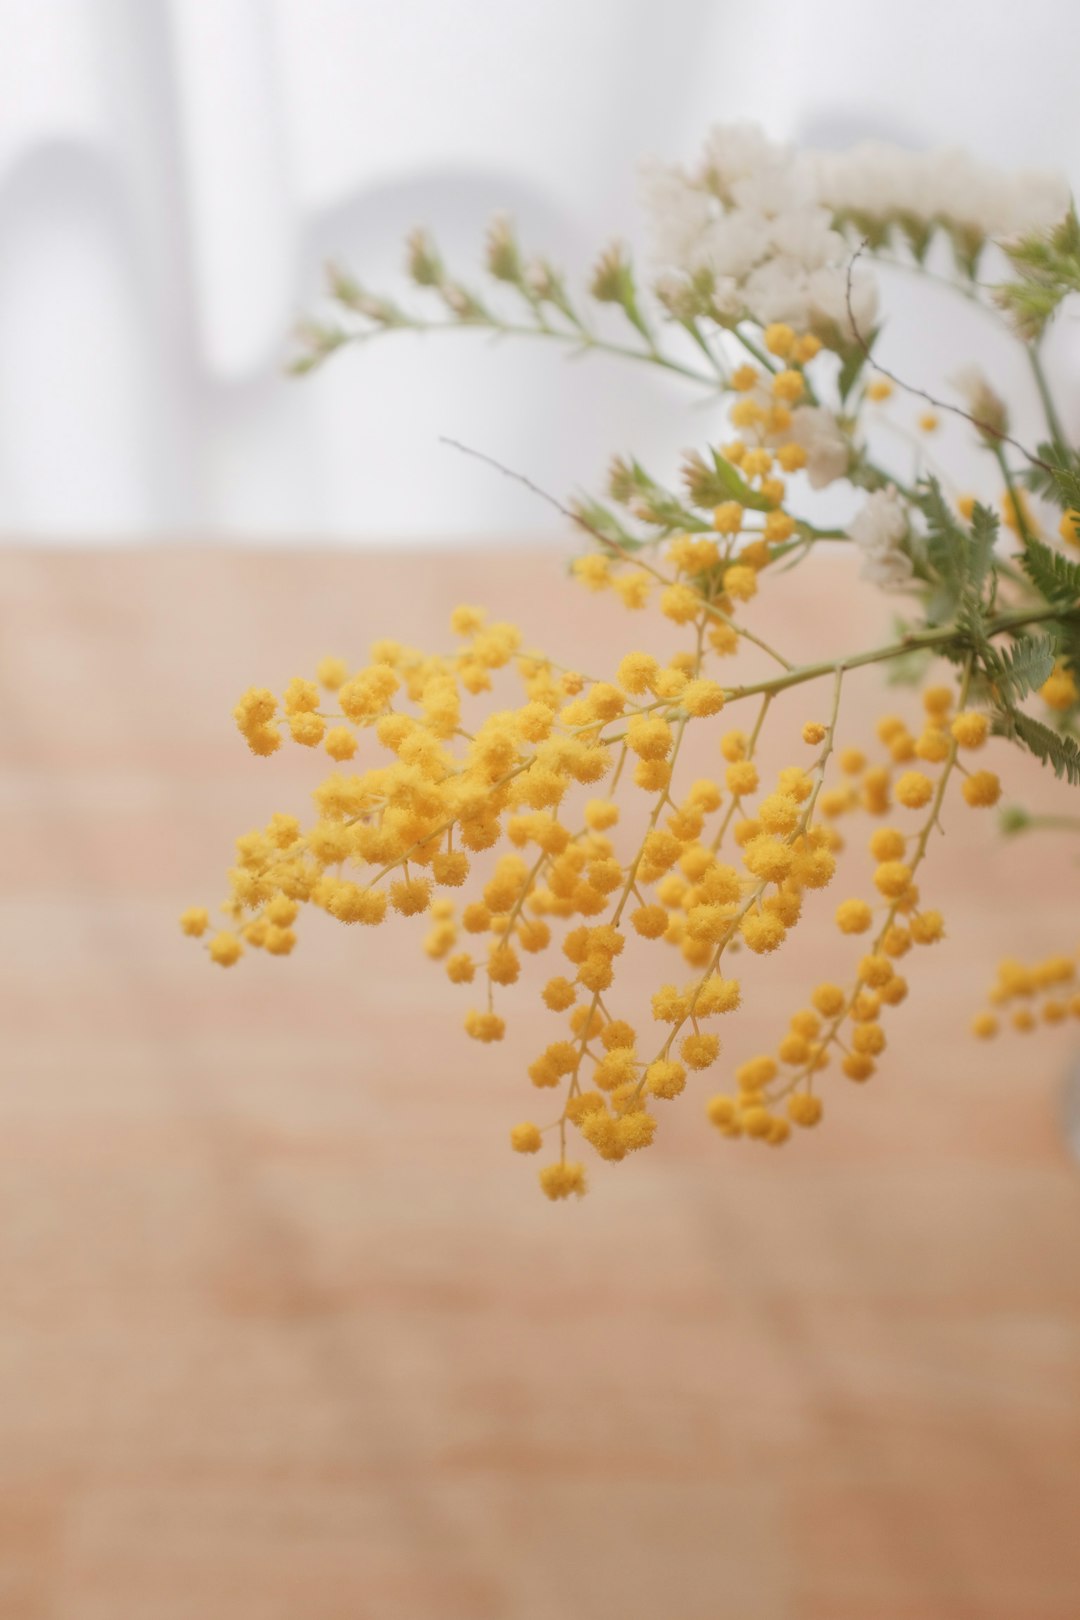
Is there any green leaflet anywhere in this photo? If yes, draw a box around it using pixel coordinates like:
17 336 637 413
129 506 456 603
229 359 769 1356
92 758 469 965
569 497 644 553
1022 442 1080 509
1019 536 1080 607
916 477 999 623
706 449 774 512
994 708 1080 787
987 634 1058 701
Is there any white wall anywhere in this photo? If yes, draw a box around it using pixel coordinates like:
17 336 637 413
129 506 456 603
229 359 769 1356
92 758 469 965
0 0 1076 541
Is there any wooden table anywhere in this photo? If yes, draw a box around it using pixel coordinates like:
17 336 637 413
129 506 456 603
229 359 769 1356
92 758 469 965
1 544 1079 1619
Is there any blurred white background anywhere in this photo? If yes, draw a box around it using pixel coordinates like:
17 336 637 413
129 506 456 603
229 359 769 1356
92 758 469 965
0 0 1078 542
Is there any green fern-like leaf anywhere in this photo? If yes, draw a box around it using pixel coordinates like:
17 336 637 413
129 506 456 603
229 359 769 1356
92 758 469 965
915 478 999 618
967 502 999 597
996 708 1080 786
1019 537 1080 606
991 634 1058 701
1023 442 1080 508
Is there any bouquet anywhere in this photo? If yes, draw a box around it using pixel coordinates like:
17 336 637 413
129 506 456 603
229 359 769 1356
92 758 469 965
182 125 1080 1200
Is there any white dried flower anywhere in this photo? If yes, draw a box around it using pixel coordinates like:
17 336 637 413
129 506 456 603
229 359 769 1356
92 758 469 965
804 142 1069 243
849 487 913 589
639 123 882 337
697 123 787 200
806 263 878 336
788 405 851 490
638 161 717 270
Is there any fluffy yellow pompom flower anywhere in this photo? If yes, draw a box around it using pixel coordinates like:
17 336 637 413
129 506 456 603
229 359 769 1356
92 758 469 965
660 584 700 623
233 688 281 756
725 760 759 796
208 931 242 966
711 501 743 535
763 322 795 358
1041 666 1079 711
758 793 800 835
857 954 893 987
835 898 873 935
449 604 485 635
324 726 358 761
646 1059 687 1099
778 1033 810 1066
741 912 786 953
743 836 795 884
772 368 805 403
681 679 726 717
510 1122 543 1154
802 721 826 745
616 652 659 695
681 1032 720 1070
916 729 950 764
446 954 475 984
842 1052 875 1082
572 555 611 591
1059 509 1080 547
788 1094 823 1127
874 861 913 900
705 1095 738 1130
180 907 209 937
910 911 945 944
283 676 320 715
961 770 1001 808
289 712 326 747
627 715 673 761
922 685 953 716
390 876 432 916
812 982 846 1018
316 655 349 690
723 565 758 603
867 827 905 862
764 509 796 542
538 1161 586 1200
696 975 741 1015
465 1010 506 1043
951 711 989 748
895 771 934 809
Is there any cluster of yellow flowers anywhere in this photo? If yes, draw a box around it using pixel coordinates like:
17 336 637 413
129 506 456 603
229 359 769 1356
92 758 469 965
183 385 1028 1198
238 128 1080 1199
973 953 1080 1036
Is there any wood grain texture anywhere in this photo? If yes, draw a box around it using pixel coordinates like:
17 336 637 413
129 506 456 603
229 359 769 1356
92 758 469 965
1 544 1079 1620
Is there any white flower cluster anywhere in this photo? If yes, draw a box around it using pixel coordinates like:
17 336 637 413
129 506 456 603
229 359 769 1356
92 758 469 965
786 405 851 490
848 487 913 589
641 124 879 338
806 142 1069 244
641 124 1069 336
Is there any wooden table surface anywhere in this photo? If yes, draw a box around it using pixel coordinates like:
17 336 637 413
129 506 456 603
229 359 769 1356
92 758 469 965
2 543 1079 1620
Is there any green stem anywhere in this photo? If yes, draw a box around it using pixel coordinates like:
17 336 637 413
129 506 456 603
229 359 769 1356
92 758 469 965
1028 343 1069 453
993 444 1035 548
1008 812 1080 835
719 603 1071 706
330 314 720 389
